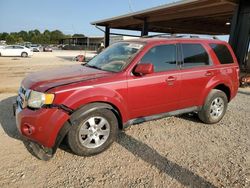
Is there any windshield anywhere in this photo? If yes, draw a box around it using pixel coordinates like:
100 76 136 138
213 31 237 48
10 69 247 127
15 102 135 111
86 42 144 72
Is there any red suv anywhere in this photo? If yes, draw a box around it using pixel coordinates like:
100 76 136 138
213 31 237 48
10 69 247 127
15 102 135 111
14 38 239 160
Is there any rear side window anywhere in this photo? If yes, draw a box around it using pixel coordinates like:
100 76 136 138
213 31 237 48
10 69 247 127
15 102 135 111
5 46 14 49
209 43 234 64
140 44 177 72
182 44 209 67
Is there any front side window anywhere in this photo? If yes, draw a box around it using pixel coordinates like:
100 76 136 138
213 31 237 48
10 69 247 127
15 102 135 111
140 44 177 72
87 42 144 72
182 44 209 67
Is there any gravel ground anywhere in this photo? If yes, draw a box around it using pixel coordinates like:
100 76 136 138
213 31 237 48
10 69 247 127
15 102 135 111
0 52 249 188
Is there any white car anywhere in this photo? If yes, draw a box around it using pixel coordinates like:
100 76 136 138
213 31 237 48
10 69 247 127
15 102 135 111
0 45 33 57
29 44 41 52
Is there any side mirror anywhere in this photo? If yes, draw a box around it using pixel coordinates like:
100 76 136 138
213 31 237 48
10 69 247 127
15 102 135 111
134 63 154 75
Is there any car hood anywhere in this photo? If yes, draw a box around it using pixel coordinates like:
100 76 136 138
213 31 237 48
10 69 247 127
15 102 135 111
22 64 113 92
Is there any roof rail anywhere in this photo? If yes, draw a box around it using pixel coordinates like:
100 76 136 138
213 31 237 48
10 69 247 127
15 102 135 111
143 34 219 40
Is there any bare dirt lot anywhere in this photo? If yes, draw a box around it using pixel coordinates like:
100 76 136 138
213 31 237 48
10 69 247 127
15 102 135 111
0 51 249 188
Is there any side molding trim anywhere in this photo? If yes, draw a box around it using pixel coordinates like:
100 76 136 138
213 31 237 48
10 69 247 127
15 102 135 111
123 106 201 128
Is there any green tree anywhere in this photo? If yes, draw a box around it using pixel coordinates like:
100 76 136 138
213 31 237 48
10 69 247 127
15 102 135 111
50 30 64 44
72 34 85 38
28 30 36 41
1 32 9 40
2 29 68 44
33 29 41 36
18 30 29 41
6 35 16 44
43 30 51 44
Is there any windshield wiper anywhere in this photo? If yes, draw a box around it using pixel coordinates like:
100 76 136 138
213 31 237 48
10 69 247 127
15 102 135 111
85 64 103 70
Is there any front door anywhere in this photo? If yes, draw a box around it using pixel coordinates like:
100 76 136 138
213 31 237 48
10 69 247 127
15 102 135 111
128 43 181 119
2 46 14 56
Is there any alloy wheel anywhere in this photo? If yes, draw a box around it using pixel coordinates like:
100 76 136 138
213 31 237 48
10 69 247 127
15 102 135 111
78 116 110 148
209 97 224 120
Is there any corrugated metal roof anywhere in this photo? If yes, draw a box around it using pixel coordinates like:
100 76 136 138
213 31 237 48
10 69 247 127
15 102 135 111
91 0 238 35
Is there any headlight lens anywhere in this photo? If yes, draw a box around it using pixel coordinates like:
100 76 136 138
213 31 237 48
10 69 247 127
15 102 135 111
27 90 54 108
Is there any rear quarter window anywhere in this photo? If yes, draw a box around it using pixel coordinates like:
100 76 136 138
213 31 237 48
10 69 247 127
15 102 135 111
209 43 234 64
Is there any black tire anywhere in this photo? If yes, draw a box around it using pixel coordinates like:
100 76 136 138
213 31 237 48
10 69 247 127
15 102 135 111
67 108 118 156
21 52 28 58
198 89 228 124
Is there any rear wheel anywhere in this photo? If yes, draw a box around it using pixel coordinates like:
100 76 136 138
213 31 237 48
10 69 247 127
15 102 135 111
198 89 228 124
67 109 118 156
21 52 28 58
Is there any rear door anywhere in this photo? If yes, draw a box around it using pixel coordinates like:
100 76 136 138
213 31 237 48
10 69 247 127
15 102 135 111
209 43 239 97
179 42 215 108
127 43 181 119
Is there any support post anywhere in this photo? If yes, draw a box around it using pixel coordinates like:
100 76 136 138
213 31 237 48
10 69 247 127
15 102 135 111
229 0 250 71
104 26 110 47
141 18 148 37
87 37 90 50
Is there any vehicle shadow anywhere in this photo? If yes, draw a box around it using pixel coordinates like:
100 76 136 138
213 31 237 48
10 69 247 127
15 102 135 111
176 113 202 123
0 96 42 159
0 96 22 140
117 132 216 188
238 90 250 96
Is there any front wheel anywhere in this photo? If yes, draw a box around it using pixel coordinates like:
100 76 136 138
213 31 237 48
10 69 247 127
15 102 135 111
67 109 118 156
198 89 228 124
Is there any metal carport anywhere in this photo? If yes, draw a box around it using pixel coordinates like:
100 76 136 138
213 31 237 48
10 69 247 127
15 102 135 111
91 0 250 71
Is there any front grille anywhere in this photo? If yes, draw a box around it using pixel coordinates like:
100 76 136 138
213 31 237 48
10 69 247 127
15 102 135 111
17 86 28 109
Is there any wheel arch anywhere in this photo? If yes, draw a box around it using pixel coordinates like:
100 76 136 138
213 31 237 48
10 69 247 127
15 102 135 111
70 102 124 130
21 51 28 56
213 84 231 102
53 86 129 127
200 78 233 106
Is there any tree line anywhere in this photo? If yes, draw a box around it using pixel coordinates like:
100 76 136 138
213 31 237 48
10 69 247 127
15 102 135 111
0 30 84 45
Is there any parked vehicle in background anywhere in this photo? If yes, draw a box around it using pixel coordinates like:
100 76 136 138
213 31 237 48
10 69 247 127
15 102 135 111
29 44 41 52
74 54 85 62
43 46 53 52
74 52 97 62
14 38 239 160
0 45 33 57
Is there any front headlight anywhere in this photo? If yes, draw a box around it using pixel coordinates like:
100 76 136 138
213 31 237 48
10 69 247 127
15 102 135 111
27 90 54 108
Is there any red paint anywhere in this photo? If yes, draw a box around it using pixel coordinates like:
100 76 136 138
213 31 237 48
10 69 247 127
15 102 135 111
17 108 69 147
17 38 239 148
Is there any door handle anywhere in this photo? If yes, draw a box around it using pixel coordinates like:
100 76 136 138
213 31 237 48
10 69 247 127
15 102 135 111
166 76 177 82
205 71 213 77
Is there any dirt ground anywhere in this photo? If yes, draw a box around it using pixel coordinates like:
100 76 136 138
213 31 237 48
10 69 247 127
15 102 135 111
0 50 88 93
0 51 249 188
